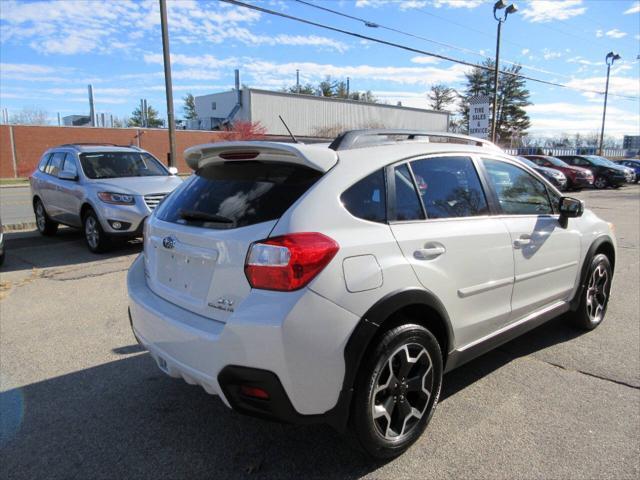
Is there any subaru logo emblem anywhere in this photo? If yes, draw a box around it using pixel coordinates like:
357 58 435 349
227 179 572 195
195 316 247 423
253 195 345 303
162 236 176 249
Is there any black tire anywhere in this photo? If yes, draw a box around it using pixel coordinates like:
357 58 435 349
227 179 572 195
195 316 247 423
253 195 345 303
570 253 612 330
33 198 58 236
350 323 443 459
593 176 608 189
82 209 112 253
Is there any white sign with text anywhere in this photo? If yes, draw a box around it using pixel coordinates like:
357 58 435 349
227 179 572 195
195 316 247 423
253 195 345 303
468 95 490 140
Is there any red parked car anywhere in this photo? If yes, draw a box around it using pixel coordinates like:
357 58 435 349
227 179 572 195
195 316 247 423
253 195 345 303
523 155 594 190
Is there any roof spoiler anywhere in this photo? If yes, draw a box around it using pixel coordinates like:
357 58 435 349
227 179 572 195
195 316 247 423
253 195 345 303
184 141 338 172
328 129 502 152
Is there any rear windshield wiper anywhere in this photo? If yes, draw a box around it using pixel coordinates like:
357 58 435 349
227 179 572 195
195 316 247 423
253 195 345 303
179 209 234 224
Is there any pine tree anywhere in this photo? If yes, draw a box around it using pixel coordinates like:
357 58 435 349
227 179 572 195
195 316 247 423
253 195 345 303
428 84 457 111
183 93 197 120
128 103 163 128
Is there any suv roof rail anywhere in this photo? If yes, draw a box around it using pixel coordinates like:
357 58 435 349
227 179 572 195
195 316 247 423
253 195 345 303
57 143 140 149
328 129 501 152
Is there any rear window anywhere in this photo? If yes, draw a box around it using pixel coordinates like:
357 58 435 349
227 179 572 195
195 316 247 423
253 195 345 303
157 161 322 229
340 169 386 223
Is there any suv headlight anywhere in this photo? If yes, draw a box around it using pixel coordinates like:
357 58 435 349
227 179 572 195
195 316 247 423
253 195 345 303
97 192 135 205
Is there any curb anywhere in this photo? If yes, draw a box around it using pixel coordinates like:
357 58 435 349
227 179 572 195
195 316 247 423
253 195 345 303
0 183 29 189
2 222 37 232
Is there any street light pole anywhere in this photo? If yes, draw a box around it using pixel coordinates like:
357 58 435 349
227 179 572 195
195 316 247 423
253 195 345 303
598 51 621 156
159 0 177 168
491 1 517 145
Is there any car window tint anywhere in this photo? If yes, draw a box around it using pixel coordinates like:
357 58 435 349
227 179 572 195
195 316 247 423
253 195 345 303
393 164 424 221
60 154 78 177
409 156 488 219
341 169 386 223
157 161 322 229
482 159 552 215
45 152 65 176
38 153 51 172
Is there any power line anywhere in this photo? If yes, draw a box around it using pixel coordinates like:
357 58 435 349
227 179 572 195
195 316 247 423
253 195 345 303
221 0 639 101
294 0 575 80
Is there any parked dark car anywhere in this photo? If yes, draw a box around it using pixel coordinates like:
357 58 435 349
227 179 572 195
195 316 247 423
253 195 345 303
557 155 628 189
514 156 567 190
523 155 594 190
614 159 639 183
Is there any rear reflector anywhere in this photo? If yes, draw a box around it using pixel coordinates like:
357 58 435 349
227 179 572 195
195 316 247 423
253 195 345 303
239 385 270 400
245 232 339 291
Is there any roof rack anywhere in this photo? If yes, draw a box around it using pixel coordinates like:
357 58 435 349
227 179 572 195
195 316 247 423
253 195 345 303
328 129 501 152
58 143 140 150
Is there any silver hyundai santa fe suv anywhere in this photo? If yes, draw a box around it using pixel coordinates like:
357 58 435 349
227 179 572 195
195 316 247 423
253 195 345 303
30 144 182 252
127 130 616 458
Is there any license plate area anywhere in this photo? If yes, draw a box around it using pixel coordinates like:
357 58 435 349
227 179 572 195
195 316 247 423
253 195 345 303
154 238 218 303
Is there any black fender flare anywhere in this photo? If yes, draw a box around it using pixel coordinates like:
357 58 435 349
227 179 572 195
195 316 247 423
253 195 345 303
570 235 615 311
327 287 454 431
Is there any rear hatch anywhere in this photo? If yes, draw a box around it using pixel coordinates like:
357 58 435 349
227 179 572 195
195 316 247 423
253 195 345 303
143 142 336 321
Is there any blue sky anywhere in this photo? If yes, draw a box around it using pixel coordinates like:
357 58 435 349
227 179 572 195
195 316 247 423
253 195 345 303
1 0 638 139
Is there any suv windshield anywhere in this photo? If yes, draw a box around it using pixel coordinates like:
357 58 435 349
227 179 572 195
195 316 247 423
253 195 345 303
543 156 570 167
79 151 168 179
157 161 322 229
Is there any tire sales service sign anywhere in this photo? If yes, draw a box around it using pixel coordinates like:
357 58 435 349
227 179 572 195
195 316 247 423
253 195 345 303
469 95 490 139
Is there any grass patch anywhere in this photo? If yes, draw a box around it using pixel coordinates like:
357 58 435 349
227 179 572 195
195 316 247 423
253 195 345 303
0 178 29 186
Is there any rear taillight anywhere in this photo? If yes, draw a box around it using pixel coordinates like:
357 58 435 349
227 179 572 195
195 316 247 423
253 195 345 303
245 232 339 291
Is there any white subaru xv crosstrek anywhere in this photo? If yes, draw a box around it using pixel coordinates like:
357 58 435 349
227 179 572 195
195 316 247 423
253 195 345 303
127 130 616 458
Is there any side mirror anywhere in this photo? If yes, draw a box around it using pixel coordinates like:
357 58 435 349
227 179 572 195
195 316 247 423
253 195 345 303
58 171 78 181
558 196 583 227
168 166 178 175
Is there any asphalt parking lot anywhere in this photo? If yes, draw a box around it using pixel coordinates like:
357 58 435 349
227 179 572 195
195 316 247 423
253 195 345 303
0 186 638 479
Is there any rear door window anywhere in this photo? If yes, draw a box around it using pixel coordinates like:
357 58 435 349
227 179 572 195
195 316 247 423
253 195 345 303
409 156 488 219
392 164 424 221
157 161 322 229
45 152 65 176
38 153 52 172
60 154 78 178
341 169 386 223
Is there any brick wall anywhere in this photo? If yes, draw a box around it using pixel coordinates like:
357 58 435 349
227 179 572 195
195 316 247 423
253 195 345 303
0 125 227 178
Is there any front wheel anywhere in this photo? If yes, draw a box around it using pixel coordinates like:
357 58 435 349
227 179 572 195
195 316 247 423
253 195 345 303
83 210 112 253
593 176 608 189
570 254 612 330
350 323 443 459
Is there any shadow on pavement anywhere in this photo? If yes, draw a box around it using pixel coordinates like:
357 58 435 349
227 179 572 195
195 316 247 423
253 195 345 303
0 228 142 273
0 314 585 480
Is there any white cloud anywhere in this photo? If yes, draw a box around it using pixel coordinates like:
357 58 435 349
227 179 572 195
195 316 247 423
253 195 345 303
521 49 530 55
595 29 604 38
623 1 640 14
565 75 640 98
432 0 484 8
521 0 586 23
542 49 563 60
527 102 639 137
605 29 628 39
410 56 440 64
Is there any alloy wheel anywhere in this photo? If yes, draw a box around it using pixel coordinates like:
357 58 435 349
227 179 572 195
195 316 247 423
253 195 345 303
586 263 609 323
85 216 99 249
594 177 607 189
371 343 434 440
35 202 46 231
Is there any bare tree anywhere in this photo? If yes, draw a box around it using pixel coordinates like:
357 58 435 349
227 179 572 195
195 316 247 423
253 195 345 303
10 107 49 125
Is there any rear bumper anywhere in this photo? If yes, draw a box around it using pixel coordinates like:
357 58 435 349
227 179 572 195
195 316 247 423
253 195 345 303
127 254 360 424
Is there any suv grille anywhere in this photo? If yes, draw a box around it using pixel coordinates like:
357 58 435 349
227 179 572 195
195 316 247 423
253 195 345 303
144 193 168 211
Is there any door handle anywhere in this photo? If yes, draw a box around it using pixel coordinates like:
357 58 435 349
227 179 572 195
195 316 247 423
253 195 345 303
414 246 446 260
513 235 532 249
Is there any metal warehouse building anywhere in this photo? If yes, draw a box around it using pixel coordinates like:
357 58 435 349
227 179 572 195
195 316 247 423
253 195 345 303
192 87 449 138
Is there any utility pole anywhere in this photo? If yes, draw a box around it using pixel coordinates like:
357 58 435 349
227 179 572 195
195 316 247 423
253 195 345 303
159 0 177 168
598 52 621 156
491 1 517 144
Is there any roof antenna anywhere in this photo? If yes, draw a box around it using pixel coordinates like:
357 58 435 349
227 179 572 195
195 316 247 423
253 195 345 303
279 115 298 144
